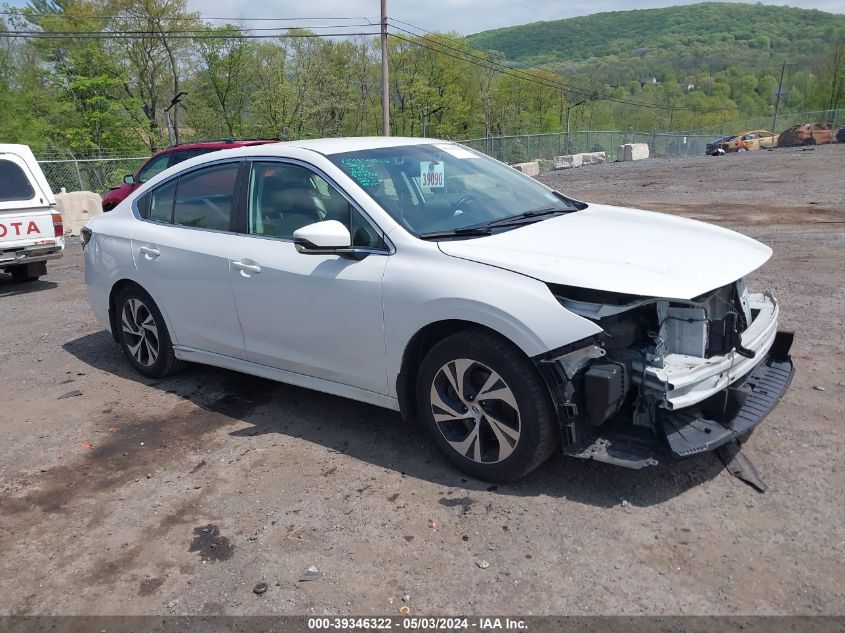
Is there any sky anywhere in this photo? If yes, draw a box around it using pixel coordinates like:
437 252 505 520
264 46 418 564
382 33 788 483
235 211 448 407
4 0 843 34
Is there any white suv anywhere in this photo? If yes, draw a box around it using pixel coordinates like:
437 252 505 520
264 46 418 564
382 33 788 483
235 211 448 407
82 137 793 481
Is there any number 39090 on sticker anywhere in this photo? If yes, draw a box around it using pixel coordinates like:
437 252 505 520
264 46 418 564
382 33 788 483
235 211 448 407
420 161 444 188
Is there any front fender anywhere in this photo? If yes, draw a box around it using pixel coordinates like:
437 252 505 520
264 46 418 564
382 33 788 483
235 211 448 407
383 248 602 398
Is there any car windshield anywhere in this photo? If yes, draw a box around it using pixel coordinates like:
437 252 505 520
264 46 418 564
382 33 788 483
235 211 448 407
328 143 578 238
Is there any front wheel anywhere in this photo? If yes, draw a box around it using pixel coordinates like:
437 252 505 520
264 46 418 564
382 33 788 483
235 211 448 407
416 330 558 482
115 285 184 378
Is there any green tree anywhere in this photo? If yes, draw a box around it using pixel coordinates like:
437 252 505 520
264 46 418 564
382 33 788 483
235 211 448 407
192 25 256 137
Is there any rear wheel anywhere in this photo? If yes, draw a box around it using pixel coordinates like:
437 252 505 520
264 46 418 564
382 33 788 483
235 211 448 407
115 285 184 378
416 330 558 482
8 262 46 282
9 268 40 282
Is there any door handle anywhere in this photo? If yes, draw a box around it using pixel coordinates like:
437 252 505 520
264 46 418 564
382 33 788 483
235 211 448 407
232 259 261 275
139 245 160 259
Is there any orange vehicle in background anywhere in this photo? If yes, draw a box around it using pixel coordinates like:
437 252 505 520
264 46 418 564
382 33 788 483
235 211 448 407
778 123 837 147
719 130 779 152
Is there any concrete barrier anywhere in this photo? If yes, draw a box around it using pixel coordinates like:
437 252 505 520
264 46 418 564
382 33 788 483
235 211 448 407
617 143 650 161
56 191 102 236
553 151 606 170
580 151 606 166
512 161 540 177
554 154 582 169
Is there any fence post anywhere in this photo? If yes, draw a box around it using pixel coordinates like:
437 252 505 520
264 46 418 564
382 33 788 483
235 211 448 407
65 150 85 191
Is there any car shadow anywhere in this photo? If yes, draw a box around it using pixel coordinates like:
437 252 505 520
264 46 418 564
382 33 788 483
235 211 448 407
63 330 725 508
0 276 58 297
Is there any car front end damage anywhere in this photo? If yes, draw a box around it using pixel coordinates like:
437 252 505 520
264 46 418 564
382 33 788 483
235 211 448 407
535 279 794 468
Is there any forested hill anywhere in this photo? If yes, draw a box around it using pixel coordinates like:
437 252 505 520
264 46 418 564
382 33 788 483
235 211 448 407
467 3 845 73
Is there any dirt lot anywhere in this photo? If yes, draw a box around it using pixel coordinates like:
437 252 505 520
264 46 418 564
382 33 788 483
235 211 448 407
1 144 843 616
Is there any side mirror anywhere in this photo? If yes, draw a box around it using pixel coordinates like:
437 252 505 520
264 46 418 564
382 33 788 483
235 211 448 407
293 220 351 254
123 174 136 185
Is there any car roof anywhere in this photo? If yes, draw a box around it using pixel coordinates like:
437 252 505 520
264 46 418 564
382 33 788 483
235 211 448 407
280 136 444 155
146 137 443 166
142 137 461 180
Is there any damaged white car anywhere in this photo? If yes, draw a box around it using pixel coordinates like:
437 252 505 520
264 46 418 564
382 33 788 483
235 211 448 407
82 137 793 482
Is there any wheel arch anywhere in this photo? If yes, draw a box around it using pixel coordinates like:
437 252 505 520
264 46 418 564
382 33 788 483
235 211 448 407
396 319 543 422
107 278 166 345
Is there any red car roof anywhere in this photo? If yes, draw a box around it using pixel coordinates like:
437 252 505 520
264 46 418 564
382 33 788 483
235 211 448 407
147 138 277 157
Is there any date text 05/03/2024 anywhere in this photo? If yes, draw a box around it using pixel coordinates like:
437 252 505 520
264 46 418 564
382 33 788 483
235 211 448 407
307 617 528 630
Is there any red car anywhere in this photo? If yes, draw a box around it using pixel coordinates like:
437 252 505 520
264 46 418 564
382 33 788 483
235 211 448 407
101 138 278 211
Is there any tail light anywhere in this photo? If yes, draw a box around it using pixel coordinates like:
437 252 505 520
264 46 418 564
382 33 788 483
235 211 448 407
52 212 64 237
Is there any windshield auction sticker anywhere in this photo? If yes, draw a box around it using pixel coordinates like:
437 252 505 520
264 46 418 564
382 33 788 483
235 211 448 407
421 161 445 189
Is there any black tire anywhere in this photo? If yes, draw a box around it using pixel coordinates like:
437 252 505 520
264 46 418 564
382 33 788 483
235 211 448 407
415 330 558 482
115 285 184 378
9 267 40 282
803 138 816 146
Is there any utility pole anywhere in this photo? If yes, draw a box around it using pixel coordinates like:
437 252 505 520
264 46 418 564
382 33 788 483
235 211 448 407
772 62 786 134
381 0 390 136
565 100 586 154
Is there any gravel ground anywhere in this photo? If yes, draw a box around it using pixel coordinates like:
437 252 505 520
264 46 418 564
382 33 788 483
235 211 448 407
1 144 843 616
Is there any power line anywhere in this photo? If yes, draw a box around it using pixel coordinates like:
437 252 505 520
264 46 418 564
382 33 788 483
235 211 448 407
3 23 374 35
0 30 381 40
0 10 375 22
388 21 729 113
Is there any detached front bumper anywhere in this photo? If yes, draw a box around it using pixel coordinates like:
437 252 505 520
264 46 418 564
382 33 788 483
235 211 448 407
535 289 794 469
659 330 793 459
547 332 794 469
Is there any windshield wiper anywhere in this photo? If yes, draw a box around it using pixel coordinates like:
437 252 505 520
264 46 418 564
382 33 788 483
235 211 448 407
418 226 493 240
418 207 570 240
483 207 570 228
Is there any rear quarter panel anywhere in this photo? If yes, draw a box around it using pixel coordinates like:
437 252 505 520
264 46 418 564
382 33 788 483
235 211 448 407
83 203 145 334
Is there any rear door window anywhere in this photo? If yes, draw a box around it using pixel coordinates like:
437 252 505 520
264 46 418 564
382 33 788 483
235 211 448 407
0 159 35 202
172 162 239 231
149 179 178 223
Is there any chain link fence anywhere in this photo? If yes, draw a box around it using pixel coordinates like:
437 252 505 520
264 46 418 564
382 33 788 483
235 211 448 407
35 109 844 192
37 157 149 194
462 108 844 166
461 131 716 164
35 135 713 192
685 108 842 136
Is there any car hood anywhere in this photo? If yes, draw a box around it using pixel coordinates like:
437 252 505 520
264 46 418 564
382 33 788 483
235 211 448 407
102 183 134 202
437 204 772 300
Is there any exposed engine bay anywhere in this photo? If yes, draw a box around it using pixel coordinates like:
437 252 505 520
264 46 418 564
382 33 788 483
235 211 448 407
540 278 794 468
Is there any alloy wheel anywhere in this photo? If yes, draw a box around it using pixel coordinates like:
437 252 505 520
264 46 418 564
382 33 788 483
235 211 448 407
429 358 521 464
121 298 160 367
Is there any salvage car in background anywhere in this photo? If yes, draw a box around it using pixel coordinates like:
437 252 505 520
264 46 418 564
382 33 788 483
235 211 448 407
101 138 277 211
718 130 778 152
706 135 736 155
82 138 794 481
1 144 64 282
778 122 837 147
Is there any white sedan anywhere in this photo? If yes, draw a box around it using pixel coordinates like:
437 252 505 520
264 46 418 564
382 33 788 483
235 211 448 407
82 137 793 481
